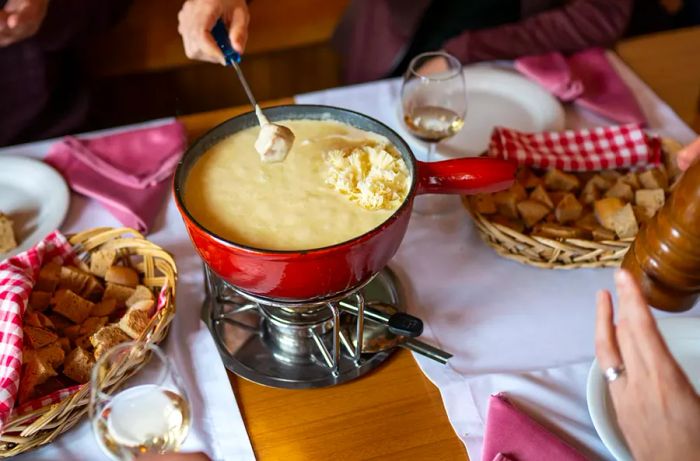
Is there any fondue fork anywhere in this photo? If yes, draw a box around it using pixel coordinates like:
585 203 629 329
211 19 257 110
211 19 295 162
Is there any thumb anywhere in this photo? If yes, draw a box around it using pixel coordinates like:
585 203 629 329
677 137 700 171
228 5 249 55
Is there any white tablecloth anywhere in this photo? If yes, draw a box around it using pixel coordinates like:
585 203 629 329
297 52 698 460
0 121 256 461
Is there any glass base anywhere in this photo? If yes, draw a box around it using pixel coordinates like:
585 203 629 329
412 195 461 216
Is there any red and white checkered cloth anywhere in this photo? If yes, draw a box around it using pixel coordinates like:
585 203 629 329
0 231 79 433
13 385 83 418
488 123 662 171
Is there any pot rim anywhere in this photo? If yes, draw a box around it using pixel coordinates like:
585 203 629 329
173 104 419 256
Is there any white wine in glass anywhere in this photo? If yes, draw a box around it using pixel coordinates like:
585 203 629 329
403 106 465 143
90 342 191 461
401 51 467 215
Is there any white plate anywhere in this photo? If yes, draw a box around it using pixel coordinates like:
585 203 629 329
439 65 565 158
587 317 700 460
0 156 70 259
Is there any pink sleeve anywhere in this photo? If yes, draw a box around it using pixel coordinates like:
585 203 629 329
443 0 634 63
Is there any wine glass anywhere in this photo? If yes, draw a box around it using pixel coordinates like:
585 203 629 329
401 51 467 215
90 342 191 461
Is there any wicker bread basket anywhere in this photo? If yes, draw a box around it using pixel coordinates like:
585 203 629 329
463 197 634 269
462 137 684 269
0 227 177 457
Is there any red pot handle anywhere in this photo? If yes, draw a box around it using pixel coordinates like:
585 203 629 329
416 157 517 195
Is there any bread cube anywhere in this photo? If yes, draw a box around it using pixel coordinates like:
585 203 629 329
80 316 109 337
63 347 95 384
638 168 668 190
89 249 117 278
516 200 551 228
103 283 136 308
24 326 58 349
18 355 57 404
469 194 497 215
57 337 71 354
604 181 634 202
28 291 52 312
587 174 612 191
490 214 525 233
575 212 599 232
35 261 61 292
119 308 151 339
24 311 55 330
517 168 543 190
635 189 665 214
0 213 17 254
529 185 554 209
58 266 91 296
544 169 580 192
594 197 625 230
53 289 94 324
47 314 72 331
555 194 583 224
600 170 622 182
580 180 601 206
91 324 131 359
35 344 66 369
611 204 639 239
493 190 519 220
105 266 139 288
91 298 118 317
620 172 641 190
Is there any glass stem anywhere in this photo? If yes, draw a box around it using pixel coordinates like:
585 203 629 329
426 142 436 163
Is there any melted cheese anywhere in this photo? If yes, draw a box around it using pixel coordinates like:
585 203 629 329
184 120 411 251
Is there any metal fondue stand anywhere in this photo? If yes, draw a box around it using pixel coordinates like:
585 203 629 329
202 266 419 388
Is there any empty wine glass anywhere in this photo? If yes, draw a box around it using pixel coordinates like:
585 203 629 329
90 342 191 461
401 51 467 215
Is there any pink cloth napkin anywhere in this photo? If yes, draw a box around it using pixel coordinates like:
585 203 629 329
45 122 187 233
515 48 646 125
482 393 587 461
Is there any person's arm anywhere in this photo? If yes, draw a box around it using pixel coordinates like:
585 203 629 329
443 0 633 63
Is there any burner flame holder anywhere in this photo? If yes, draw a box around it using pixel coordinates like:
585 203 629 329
207 266 376 376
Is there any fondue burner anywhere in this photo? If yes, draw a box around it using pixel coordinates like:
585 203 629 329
202 266 412 388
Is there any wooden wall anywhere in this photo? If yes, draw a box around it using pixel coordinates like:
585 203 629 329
83 0 349 129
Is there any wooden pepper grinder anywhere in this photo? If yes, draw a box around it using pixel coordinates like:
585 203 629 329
622 159 700 311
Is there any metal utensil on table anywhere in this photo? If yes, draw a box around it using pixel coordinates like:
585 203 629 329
210 19 294 162
339 301 453 364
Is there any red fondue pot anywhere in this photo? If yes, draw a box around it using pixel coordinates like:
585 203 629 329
174 105 516 301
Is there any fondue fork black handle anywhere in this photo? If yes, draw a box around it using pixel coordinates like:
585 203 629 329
338 301 423 337
211 18 259 110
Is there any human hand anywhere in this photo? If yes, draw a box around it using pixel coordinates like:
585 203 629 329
677 137 700 172
0 0 49 47
178 0 249 65
595 270 700 461
416 55 449 77
134 452 211 461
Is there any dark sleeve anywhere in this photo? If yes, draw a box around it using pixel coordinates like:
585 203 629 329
443 0 634 63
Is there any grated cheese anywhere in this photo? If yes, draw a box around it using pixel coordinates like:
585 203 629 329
325 144 410 211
